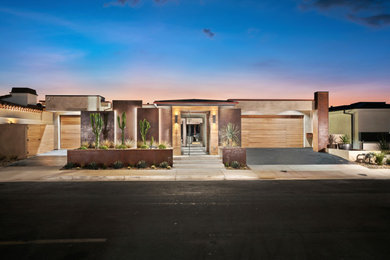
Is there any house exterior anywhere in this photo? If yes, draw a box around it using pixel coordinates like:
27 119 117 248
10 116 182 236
0 87 329 158
329 102 390 150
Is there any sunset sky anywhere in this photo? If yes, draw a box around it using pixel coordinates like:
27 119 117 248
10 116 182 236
0 0 389 105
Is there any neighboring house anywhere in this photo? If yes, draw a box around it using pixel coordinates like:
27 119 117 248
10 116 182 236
0 87 329 158
329 102 390 150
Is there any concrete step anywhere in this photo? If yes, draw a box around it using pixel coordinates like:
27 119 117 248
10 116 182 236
174 164 225 169
174 156 221 161
174 160 222 165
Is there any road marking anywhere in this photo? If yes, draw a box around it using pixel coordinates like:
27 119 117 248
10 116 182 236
0 238 107 245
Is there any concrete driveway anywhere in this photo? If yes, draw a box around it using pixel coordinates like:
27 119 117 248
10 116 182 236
247 148 350 165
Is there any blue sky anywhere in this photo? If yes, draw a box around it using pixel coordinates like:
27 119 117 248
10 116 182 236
0 0 389 105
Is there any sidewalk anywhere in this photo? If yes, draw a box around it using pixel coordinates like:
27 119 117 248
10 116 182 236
0 155 389 182
0 164 389 182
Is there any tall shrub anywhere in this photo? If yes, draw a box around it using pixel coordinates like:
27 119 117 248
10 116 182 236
139 119 151 145
90 113 104 149
117 112 126 145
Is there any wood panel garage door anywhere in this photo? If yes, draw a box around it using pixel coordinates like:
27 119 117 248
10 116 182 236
60 115 80 149
242 115 304 148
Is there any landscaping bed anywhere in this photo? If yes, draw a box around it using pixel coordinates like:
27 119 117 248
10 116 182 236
222 147 248 169
67 148 173 168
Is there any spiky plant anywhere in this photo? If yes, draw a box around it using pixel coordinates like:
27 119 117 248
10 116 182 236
221 123 240 147
139 119 151 145
90 113 104 149
117 112 126 145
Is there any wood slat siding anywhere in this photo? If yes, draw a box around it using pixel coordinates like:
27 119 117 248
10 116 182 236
242 117 303 148
27 125 54 156
60 116 81 149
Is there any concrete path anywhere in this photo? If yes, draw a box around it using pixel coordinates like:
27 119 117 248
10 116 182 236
0 154 389 182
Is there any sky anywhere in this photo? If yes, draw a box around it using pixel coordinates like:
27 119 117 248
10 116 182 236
0 0 389 105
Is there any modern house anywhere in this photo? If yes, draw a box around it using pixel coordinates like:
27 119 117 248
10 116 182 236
329 102 390 150
0 87 329 158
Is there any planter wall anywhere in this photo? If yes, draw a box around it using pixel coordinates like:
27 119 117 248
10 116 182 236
67 149 173 166
222 147 246 166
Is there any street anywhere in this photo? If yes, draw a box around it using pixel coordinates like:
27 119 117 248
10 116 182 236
1 180 390 259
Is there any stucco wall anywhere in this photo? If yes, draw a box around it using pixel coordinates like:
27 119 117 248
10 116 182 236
235 100 313 115
0 124 27 158
357 109 390 132
0 109 53 125
80 111 115 144
45 96 103 111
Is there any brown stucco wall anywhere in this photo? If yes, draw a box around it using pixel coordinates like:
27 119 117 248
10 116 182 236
0 124 27 159
80 111 115 144
160 107 172 145
222 147 246 166
137 108 159 143
313 92 329 152
218 108 241 146
113 100 142 142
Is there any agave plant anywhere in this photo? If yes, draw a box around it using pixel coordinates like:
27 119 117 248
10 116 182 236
221 123 240 147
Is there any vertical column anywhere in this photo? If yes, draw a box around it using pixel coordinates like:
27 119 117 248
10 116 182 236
209 107 219 155
172 107 181 155
313 91 329 152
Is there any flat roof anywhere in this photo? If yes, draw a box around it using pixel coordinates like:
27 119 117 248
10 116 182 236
329 102 390 111
154 99 238 106
46 95 105 102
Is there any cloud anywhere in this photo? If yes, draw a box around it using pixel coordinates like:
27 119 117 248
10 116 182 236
300 0 390 27
349 13 390 26
104 0 170 7
202 28 215 38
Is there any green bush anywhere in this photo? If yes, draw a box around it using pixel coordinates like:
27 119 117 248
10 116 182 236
158 143 167 149
113 161 124 169
140 144 149 149
375 153 386 165
63 162 75 169
340 135 351 144
79 146 88 150
100 145 108 150
85 162 99 170
116 144 127 149
137 160 147 168
231 161 240 169
159 161 169 168
99 163 107 169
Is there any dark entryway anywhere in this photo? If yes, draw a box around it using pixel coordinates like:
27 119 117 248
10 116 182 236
247 148 350 165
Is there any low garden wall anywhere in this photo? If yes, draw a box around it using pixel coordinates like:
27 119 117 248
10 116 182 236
222 147 246 166
67 149 173 167
326 148 381 162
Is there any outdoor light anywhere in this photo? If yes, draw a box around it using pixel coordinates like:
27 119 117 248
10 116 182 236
212 115 216 124
175 115 178 124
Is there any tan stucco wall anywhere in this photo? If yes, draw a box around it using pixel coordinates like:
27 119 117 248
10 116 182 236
0 109 54 125
235 100 313 115
45 96 103 111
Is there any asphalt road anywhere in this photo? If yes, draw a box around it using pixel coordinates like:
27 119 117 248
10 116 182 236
1 180 390 260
